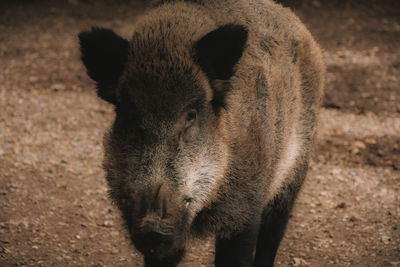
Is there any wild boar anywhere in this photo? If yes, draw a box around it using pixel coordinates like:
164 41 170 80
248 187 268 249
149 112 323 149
78 0 324 266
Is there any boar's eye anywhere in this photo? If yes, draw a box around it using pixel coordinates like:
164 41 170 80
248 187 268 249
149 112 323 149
184 110 197 129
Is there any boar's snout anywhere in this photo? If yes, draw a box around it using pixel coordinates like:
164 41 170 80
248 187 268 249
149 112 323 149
131 210 188 258
127 184 190 255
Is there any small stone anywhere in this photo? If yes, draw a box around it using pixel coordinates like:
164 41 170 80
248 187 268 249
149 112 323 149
332 129 343 136
365 138 377 145
293 257 303 266
353 141 366 149
381 235 390 244
57 184 67 189
29 76 39 83
102 220 113 227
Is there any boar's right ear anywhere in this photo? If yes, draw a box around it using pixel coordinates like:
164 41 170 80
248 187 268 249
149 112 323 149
79 27 129 104
193 24 248 81
193 24 247 111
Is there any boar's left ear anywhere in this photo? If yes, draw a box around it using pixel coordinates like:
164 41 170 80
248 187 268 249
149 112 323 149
193 24 247 111
79 27 130 104
193 24 248 81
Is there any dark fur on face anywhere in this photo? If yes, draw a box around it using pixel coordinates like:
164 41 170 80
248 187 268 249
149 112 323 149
79 0 325 266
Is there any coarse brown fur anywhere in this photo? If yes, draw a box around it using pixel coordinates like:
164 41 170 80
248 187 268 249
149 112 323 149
79 0 324 266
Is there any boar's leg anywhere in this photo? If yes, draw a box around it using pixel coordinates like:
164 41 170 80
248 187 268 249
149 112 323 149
215 218 261 267
143 249 185 267
253 163 308 267
253 200 292 267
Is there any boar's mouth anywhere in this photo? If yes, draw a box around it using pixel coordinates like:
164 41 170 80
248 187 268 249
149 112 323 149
140 219 174 236
130 223 186 259
124 205 191 258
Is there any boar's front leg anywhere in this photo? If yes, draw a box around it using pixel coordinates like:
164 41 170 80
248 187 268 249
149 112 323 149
252 201 292 267
253 163 308 267
215 218 261 267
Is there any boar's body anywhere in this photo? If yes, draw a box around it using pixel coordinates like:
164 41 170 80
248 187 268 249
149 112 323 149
79 0 324 266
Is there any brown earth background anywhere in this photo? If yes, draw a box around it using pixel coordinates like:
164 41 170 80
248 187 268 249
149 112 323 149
0 0 399 266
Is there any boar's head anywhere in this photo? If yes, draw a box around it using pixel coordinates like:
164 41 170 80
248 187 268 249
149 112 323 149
79 23 247 260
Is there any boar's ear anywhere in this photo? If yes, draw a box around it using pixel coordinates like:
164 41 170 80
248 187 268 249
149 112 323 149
193 24 247 111
193 24 248 81
79 27 129 104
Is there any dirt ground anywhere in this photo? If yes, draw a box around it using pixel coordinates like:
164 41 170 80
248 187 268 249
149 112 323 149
0 0 399 266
